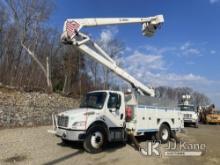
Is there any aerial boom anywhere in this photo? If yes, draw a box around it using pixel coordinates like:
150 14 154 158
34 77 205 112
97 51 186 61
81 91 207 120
63 15 164 39
78 43 155 96
65 16 163 27
61 15 164 97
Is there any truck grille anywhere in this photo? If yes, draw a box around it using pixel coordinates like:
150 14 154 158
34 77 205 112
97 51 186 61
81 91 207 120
57 115 69 127
184 114 192 119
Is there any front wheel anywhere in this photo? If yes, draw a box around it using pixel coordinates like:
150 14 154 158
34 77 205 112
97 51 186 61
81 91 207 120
83 126 106 153
156 124 171 144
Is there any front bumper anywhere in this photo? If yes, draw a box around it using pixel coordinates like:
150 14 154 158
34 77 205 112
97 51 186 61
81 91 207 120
184 119 197 124
56 128 86 141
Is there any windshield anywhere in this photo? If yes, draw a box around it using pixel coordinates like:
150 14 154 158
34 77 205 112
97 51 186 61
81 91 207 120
179 105 195 112
80 92 107 109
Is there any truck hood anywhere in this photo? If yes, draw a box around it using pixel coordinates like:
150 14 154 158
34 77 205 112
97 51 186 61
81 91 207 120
58 108 98 117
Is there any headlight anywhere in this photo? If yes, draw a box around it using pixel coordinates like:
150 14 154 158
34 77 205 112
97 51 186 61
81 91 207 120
72 121 86 128
193 113 198 120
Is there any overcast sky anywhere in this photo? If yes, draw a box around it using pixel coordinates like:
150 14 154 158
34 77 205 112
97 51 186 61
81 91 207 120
51 0 220 107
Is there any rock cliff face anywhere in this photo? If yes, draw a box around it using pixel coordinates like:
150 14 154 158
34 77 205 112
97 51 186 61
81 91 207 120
0 87 79 128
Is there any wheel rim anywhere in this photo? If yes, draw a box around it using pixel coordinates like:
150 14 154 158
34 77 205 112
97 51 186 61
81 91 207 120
161 128 168 140
90 131 104 149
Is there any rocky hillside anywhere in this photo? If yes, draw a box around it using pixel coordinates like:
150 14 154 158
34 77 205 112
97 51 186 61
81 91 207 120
0 86 79 128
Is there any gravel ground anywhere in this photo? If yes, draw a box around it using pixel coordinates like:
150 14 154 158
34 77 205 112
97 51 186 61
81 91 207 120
0 125 219 165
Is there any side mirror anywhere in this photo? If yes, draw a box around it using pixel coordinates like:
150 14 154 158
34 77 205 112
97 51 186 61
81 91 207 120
116 104 120 109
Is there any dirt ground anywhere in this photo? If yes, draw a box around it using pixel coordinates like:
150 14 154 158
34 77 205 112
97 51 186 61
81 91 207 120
0 124 220 165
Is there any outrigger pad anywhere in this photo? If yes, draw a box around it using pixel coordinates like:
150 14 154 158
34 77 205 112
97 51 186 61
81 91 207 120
170 131 180 143
127 133 141 151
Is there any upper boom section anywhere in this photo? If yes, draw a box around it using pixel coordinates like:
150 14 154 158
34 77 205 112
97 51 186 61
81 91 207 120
61 15 164 97
62 15 164 40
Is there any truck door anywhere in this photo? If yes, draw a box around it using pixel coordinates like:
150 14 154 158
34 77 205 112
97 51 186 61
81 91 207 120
105 92 124 128
105 92 125 141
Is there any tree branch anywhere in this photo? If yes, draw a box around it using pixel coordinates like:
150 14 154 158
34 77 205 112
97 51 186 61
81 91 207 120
21 41 47 77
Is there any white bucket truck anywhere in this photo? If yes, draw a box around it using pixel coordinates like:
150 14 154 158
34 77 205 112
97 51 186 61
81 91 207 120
178 95 199 128
50 15 184 153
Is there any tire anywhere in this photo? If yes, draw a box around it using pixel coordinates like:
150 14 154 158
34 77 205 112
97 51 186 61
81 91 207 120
156 124 171 144
83 126 106 153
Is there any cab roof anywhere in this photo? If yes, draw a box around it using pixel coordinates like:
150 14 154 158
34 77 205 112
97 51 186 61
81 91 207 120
88 90 123 94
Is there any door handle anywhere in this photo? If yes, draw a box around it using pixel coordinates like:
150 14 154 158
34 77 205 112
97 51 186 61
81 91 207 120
109 109 116 112
120 113 123 119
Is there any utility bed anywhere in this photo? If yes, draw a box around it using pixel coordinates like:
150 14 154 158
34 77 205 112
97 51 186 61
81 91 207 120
125 93 183 136
126 105 183 136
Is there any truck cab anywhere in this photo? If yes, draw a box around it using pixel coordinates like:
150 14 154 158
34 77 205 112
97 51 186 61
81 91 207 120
55 90 126 153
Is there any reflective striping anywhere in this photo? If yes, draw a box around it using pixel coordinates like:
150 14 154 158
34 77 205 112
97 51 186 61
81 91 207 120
138 128 180 132
137 105 180 111
66 20 80 38
137 129 158 132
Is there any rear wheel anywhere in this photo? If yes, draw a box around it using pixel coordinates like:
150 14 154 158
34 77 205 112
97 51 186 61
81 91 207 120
156 124 171 143
83 126 106 153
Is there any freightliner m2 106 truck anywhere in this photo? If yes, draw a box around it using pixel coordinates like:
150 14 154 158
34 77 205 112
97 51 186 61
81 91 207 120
49 15 184 153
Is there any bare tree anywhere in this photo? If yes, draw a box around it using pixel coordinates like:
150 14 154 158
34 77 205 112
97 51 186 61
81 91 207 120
87 57 100 89
156 86 210 106
97 38 124 89
192 91 210 107
21 43 53 92
0 1 93 96
6 0 54 92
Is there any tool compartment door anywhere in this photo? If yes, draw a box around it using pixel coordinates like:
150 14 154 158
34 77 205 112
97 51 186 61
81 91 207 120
135 106 157 132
